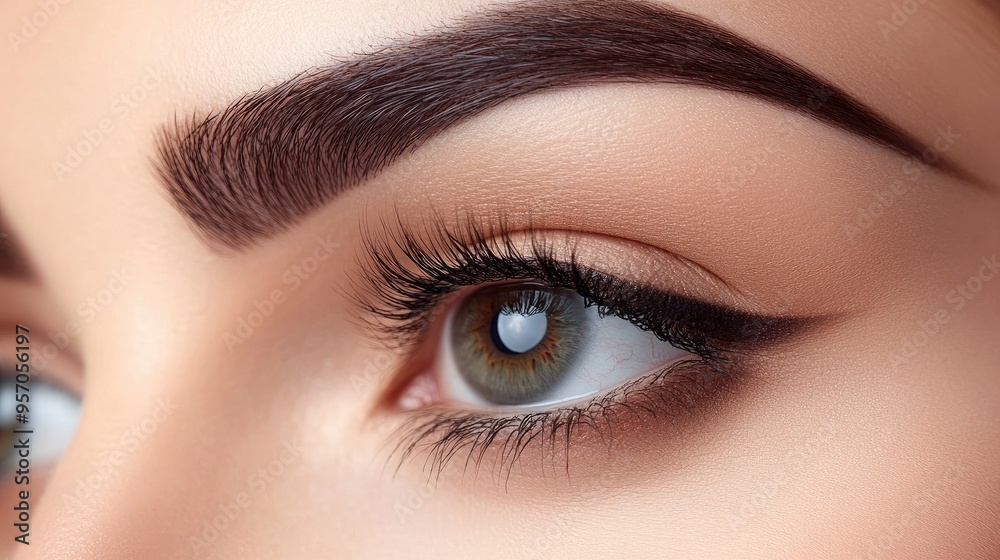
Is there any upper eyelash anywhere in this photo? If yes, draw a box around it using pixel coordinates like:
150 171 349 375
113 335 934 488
352 213 802 355
351 214 570 349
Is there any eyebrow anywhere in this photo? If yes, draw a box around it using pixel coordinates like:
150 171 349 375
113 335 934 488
156 0 956 251
0 212 33 280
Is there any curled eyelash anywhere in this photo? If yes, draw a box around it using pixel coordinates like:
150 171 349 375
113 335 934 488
351 212 807 479
353 213 794 353
351 213 581 350
496 285 567 316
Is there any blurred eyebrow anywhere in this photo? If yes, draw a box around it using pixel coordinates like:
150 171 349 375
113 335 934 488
155 0 957 251
0 213 33 280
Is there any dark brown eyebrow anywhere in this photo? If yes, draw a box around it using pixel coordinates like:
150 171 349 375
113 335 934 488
0 211 33 280
156 0 957 251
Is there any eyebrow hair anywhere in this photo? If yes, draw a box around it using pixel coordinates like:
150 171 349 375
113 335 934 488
156 0 956 251
0 212 33 280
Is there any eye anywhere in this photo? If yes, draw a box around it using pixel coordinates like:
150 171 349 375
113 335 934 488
438 283 693 408
0 371 81 473
355 216 812 475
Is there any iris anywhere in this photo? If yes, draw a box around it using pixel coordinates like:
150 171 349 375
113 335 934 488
450 284 587 404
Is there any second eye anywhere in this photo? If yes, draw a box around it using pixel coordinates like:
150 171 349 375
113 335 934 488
437 282 692 409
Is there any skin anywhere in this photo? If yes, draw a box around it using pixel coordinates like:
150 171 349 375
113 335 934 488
1 0 999 558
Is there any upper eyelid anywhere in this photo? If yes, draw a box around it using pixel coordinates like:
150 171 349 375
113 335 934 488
351 213 811 325
0 361 82 398
350 216 817 355
0 325 85 394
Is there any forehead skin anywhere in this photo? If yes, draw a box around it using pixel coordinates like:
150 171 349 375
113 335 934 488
0 0 998 283
1 1 999 559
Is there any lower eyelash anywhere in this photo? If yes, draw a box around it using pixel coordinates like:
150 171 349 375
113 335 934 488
385 356 736 483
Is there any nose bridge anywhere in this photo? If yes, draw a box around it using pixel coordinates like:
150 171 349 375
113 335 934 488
14 386 220 558
12 389 189 559
8 263 374 559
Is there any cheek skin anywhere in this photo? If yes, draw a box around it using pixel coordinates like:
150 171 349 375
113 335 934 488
1 475 45 554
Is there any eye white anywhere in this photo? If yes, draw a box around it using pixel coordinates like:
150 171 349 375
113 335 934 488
1 376 81 471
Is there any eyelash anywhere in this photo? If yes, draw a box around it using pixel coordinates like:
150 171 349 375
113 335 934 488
352 214 803 480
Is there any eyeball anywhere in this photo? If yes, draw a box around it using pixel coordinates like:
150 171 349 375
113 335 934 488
1 374 81 473
438 283 693 408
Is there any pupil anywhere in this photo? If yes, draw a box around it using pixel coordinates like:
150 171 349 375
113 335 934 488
490 310 548 354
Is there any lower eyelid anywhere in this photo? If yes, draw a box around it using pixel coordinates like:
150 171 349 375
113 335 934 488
384 355 738 480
